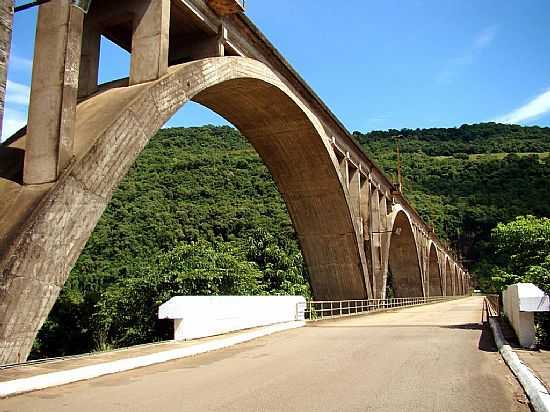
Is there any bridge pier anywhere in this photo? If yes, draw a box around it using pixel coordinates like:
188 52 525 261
24 0 84 185
368 188 388 298
78 17 100 98
129 0 170 85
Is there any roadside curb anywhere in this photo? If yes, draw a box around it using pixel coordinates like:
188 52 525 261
0 320 305 398
488 317 550 412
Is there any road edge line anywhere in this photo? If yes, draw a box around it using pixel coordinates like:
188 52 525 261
488 317 550 412
0 320 305 398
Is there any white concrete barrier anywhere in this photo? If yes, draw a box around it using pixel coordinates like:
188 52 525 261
159 296 306 341
503 283 550 348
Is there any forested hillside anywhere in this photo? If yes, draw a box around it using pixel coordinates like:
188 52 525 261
33 123 550 358
354 123 550 262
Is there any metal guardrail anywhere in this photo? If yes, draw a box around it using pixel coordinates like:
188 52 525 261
482 294 501 322
305 296 464 320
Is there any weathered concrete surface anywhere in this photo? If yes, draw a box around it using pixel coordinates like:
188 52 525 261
0 0 13 137
1 297 529 412
129 0 170 85
445 258 453 296
428 242 443 296
23 0 84 184
0 57 370 365
386 209 423 297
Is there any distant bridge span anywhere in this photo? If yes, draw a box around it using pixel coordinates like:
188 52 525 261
0 0 469 364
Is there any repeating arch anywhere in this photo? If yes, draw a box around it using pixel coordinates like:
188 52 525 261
453 263 462 295
458 270 465 295
385 209 423 297
427 242 443 296
445 258 453 296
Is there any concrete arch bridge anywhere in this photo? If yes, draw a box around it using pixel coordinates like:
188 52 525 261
0 0 470 364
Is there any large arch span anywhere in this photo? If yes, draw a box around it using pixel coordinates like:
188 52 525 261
383 209 424 298
0 57 374 364
427 242 443 296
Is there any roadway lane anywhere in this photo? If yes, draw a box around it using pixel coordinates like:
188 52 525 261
2 297 529 411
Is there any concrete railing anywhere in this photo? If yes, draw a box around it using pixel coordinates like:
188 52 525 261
159 296 306 341
503 283 550 348
305 296 464 320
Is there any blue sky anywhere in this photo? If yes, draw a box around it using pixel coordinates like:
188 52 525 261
3 0 550 139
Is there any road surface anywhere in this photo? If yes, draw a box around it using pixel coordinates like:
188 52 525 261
1 297 529 411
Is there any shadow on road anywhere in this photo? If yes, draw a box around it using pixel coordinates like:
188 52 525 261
478 322 498 352
308 321 499 352
440 322 483 330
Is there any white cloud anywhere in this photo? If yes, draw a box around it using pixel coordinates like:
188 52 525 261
5 80 30 106
493 89 550 124
1 107 27 141
437 25 498 84
474 26 498 50
2 81 31 141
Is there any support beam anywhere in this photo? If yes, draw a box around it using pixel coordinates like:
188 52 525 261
370 188 384 298
78 16 100 98
359 177 372 292
0 0 13 138
336 152 348 187
129 0 170 85
24 0 84 184
348 165 360 218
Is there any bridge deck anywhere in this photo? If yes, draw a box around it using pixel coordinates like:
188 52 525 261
2 297 528 411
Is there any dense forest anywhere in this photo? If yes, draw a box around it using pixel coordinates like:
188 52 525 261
32 122 550 358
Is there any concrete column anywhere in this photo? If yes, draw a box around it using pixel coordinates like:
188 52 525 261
379 194 389 257
24 0 84 184
78 17 100 98
337 155 348 188
370 188 384 298
0 0 13 138
348 166 360 218
359 176 370 236
130 0 170 85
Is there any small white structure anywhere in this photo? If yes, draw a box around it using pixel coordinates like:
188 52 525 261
503 283 550 348
159 296 306 341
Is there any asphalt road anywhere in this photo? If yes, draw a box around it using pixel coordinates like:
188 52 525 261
1 297 529 412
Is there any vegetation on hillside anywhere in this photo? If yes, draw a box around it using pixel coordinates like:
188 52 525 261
32 126 309 358
354 123 550 264
32 122 550 357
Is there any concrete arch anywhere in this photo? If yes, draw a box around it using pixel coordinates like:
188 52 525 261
384 209 423 297
445 257 453 296
427 242 443 296
0 57 371 363
453 264 459 295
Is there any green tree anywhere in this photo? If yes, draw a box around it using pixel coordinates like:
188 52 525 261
94 240 265 349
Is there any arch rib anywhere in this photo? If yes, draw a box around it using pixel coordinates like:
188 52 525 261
0 57 371 364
